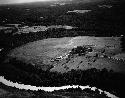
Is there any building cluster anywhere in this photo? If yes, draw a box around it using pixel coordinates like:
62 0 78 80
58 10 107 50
51 46 93 62
0 24 76 35
0 24 21 34
67 10 91 14
110 53 125 61
50 2 70 7
98 5 112 8
51 44 119 63
0 26 15 34
16 25 76 34
17 26 48 34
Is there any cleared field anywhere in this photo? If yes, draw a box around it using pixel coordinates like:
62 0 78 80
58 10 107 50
7 36 125 73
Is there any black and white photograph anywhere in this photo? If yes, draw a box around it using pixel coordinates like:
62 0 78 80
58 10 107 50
0 0 125 98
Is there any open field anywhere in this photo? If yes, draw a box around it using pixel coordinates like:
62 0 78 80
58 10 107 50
7 36 125 73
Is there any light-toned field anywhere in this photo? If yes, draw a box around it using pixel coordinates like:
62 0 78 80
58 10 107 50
7 36 125 73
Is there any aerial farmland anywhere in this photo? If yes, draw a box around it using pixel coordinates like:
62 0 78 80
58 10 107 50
0 0 125 98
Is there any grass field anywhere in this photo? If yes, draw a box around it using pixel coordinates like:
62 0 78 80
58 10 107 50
7 36 125 73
